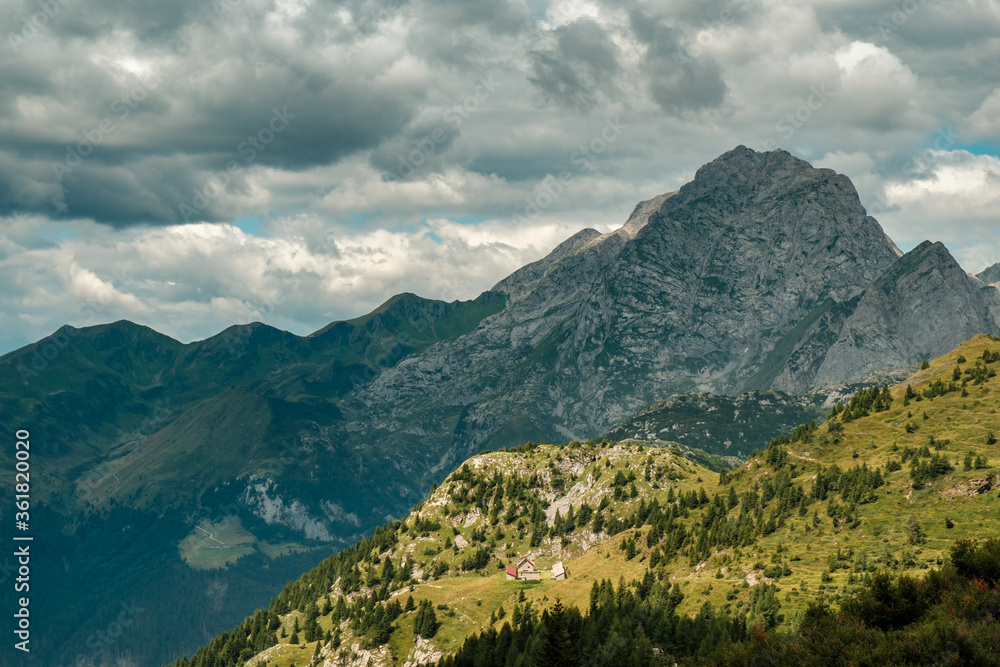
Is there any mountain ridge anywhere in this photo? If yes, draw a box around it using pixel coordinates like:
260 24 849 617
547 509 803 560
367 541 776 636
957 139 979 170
6 146 1000 665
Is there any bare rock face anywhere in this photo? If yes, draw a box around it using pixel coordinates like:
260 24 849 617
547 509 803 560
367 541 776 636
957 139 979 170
558 146 900 429
342 146 988 469
977 261 1000 287
810 241 1000 386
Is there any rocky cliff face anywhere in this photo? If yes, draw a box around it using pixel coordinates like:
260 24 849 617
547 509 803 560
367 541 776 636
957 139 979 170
810 241 1000 386
977 262 1000 287
341 146 973 468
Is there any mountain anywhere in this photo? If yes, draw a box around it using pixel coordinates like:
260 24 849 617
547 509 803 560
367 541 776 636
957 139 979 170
977 261 1000 286
801 241 1000 389
5 145 1000 665
0 292 505 667
172 334 1000 666
340 147 998 460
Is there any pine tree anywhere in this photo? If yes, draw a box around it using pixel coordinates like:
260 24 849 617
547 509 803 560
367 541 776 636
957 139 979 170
414 600 439 638
536 599 576 667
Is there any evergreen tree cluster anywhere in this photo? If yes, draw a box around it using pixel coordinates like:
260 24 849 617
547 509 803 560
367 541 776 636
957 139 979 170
438 539 1000 667
414 599 440 638
909 452 954 486
165 607 279 667
712 538 1000 666
437 577 746 667
829 385 893 422
812 463 885 505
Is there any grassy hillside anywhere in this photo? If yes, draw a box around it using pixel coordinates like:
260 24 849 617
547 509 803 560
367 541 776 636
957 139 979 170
168 441 720 666
169 334 1000 667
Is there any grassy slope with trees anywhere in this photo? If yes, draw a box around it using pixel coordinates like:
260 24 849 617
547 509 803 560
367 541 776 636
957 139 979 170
169 334 1000 667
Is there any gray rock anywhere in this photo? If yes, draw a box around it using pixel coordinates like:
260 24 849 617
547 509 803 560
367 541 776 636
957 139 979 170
977 261 1000 287
340 146 955 465
812 241 1000 385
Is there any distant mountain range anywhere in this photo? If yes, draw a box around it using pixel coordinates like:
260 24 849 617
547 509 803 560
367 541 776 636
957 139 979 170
3 146 1000 665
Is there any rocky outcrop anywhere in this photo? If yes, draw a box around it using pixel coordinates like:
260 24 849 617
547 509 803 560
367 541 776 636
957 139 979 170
812 241 1000 386
977 262 1000 287
340 146 933 464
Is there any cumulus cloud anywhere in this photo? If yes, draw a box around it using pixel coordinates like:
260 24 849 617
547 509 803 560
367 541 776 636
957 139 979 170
1 0 999 354
0 215 600 353
528 18 622 111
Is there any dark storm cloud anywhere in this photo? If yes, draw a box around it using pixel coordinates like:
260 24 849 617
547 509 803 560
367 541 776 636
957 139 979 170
811 0 1000 50
368 118 461 180
0 0 429 225
418 0 529 34
527 18 621 111
403 0 530 66
629 10 728 115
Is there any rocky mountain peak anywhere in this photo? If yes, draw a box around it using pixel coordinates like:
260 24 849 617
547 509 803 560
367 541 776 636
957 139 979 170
491 227 603 302
977 261 1000 286
353 147 916 453
660 146 868 231
810 240 1000 387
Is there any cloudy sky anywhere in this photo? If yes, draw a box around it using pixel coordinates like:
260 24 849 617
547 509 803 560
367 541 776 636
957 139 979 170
1 0 998 355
